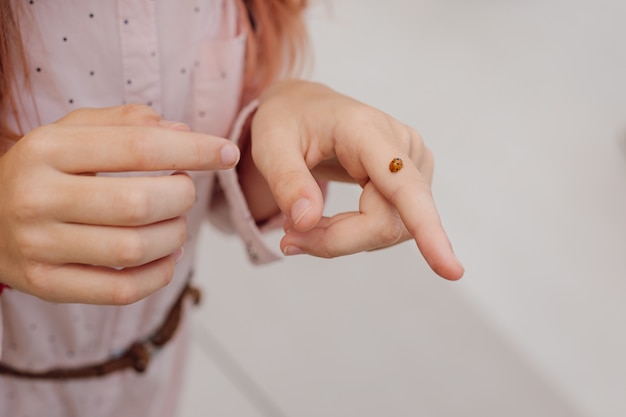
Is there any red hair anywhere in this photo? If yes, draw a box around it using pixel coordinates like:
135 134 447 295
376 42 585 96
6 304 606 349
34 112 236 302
0 0 28 150
240 0 310 103
0 0 310 152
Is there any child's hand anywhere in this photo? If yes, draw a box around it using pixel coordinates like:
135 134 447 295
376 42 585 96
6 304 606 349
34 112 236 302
250 80 464 280
0 105 240 304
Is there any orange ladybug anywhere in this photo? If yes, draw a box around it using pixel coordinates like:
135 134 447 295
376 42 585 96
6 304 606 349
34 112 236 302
389 157 403 173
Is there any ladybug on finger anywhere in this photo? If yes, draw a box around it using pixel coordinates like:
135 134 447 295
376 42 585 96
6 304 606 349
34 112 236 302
389 157 403 173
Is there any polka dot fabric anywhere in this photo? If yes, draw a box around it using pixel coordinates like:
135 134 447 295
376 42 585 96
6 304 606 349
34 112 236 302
15 0 240 131
0 1 280 416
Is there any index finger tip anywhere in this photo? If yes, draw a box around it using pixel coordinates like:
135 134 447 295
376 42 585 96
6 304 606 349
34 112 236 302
427 250 465 281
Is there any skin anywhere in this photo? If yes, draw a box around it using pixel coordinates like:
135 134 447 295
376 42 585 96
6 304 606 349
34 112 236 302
241 80 464 281
0 81 463 305
0 105 240 304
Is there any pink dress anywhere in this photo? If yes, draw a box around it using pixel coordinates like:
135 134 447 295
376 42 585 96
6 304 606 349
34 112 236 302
0 1 281 415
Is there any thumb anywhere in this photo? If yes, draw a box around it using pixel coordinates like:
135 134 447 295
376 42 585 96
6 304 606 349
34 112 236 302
251 126 324 232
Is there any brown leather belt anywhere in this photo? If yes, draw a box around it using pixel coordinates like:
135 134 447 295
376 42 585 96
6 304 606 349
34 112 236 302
0 283 201 380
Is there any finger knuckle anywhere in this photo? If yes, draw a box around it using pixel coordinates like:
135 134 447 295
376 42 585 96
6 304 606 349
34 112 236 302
119 191 152 224
316 235 339 259
341 105 406 153
110 263 175 305
21 263 50 295
58 107 90 124
407 125 423 142
270 169 304 198
176 175 196 211
13 190 52 223
22 126 57 159
159 261 176 287
313 244 332 259
123 131 157 168
343 104 384 130
376 214 405 246
119 103 160 125
405 126 424 152
166 218 187 249
175 220 188 247
114 231 147 266
110 281 142 305
13 228 43 260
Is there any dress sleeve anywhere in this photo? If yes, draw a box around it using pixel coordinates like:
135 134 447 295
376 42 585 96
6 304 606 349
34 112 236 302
0 299 4 360
207 99 284 265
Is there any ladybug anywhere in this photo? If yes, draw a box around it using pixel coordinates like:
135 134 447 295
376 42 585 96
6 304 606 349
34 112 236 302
389 157 403 173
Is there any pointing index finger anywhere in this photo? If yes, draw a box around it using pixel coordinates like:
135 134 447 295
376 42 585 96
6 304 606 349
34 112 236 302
42 125 239 173
364 149 464 280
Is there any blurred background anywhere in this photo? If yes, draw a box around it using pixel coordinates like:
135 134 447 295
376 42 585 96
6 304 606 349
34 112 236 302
179 0 626 416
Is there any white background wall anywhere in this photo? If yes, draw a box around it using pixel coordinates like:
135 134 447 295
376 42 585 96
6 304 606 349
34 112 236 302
180 0 626 416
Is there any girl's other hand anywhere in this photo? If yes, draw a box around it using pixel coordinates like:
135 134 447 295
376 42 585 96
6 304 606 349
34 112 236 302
0 105 239 304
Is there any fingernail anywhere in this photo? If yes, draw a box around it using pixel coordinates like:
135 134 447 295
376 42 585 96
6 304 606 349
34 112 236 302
173 247 185 263
220 145 239 166
158 120 190 131
290 198 311 225
283 245 305 256
171 170 189 177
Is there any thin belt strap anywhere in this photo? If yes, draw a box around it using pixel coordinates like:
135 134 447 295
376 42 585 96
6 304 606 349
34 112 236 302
0 283 201 380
